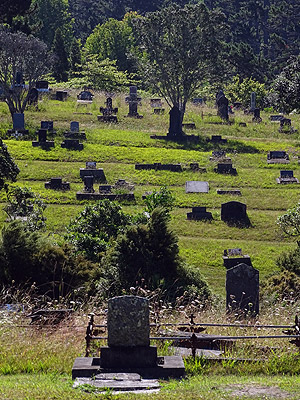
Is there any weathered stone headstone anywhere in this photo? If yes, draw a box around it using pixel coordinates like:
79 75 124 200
80 162 107 182
125 86 143 118
267 151 289 164
215 163 237 175
36 80 49 91
41 121 54 131
83 176 95 193
216 90 229 121
28 88 39 105
252 108 262 123
270 115 284 122
61 138 84 150
185 181 209 193
223 248 252 269
77 90 93 101
45 177 70 190
32 129 54 148
70 121 80 132
276 170 299 184
226 263 259 315
221 201 250 226
192 98 203 105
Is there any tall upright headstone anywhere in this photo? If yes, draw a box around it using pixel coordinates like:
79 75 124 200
226 263 259 315
216 90 229 121
125 86 143 118
250 92 256 111
167 106 184 138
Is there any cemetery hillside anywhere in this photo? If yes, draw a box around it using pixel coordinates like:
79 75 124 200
0 0 300 399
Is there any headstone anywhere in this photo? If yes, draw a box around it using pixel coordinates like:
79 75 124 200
135 163 182 172
233 102 242 109
276 170 299 184
217 189 241 196
192 98 203 105
167 106 184 138
32 129 54 148
185 181 209 193
226 263 259 315
279 118 295 133
221 201 250 226
98 97 118 123
125 86 143 118
45 177 70 190
27 88 39 106
267 151 289 164
61 139 84 150
215 163 237 175
36 80 49 91
216 90 229 121
209 135 227 144
270 115 284 122
41 121 54 131
83 176 95 193
77 90 93 101
80 162 107 182
150 99 163 108
252 108 262 123
250 92 256 111
13 113 25 131
56 91 68 101
70 121 80 132
187 206 213 221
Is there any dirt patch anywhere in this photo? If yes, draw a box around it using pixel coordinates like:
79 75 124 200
224 384 291 398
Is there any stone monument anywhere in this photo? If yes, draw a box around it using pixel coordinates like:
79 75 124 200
167 106 184 138
221 201 250 226
125 86 143 118
226 263 259 315
216 90 229 121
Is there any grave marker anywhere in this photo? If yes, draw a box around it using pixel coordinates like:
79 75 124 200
185 181 209 193
221 201 250 226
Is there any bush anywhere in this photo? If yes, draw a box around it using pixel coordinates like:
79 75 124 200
225 75 267 108
276 246 300 276
94 207 210 302
262 271 300 301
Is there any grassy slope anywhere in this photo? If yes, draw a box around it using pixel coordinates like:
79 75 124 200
1 93 300 296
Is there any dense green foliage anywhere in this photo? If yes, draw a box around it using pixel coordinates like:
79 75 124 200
0 140 19 191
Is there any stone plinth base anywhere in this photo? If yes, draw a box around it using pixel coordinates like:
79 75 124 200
32 141 54 149
223 255 252 269
72 355 185 380
97 115 118 123
101 346 157 369
217 190 242 195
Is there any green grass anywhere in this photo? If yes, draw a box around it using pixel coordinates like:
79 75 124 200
1 92 300 295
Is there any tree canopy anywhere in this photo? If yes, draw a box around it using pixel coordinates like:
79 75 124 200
132 3 227 122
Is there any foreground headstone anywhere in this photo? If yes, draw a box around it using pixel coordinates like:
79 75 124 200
226 263 259 315
80 162 106 182
72 295 185 381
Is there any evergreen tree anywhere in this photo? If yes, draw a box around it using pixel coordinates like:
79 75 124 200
52 28 69 82
69 38 82 77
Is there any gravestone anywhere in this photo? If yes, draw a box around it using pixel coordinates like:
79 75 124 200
36 80 49 91
209 135 227 144
45 177 70 190
215 162 237 175
221 201 250 226
80 162 107 182
276 170 299 184
77 90 93 101
187 207 213 221
252 108 262 123
41 121 54 132
135 163 182 172
185 181 209 193
61 138 84 150
83 176 95 193
32 129 54 149
233 102 242 109
192 98 203 105
13 113 25 131
267 151 289 164
72 295 185 386
216 90 229 121
98 97 118 123
64 121 86 140
56 91 68 101
279 118 296 133
125 86 143 118
167 106 184 138
270 115 284 122
250 92 256 111
217 189 241 196
27 88 39 106
226 263 259 315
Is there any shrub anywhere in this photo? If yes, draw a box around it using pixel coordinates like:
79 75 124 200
276 246 300 276
262 271 300 301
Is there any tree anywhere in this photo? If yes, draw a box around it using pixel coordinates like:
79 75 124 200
69 38 82 77
271 56 300 113
0 0 32 25
0 28 52 119
0 140 19 190
277 204 300 239
143 186 175 215
132 3 227 129
52 28 69 82
225 75 267 108
3 186 46 232
65 200 133 262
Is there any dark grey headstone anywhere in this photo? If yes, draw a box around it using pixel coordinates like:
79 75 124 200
70 121 80 132
107 295 150 347
280 170 293 178
226 263 259 315
216 90 229 121
168 106 183 137
221 201 249 225
13 113 25 130
250 92 256 110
